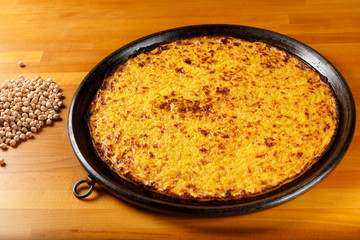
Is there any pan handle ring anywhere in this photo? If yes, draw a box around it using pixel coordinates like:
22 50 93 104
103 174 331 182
73 175 96 199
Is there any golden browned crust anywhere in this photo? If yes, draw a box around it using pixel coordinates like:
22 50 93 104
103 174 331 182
88 36 338 200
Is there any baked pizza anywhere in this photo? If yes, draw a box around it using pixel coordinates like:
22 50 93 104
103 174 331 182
88 36 338 200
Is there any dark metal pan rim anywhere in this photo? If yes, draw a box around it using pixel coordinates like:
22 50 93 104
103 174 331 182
68 24 356 216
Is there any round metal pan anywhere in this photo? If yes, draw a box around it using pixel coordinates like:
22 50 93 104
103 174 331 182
68 24 356 216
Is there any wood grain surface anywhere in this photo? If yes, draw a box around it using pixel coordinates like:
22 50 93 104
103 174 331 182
0 0 359 239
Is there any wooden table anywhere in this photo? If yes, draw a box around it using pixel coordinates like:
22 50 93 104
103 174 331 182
0 0 359 239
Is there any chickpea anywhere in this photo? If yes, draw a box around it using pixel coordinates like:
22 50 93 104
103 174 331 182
34 109 41 116
18 61 25 67
45 102 52 108
0 75 63 147
3 102 10 108
0 143 7 150
38 115 46 121
9 140 16 146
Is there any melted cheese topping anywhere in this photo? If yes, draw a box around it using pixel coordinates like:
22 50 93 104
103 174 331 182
89 37 338 199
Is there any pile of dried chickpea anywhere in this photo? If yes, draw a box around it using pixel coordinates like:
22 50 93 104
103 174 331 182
0 75 63 150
